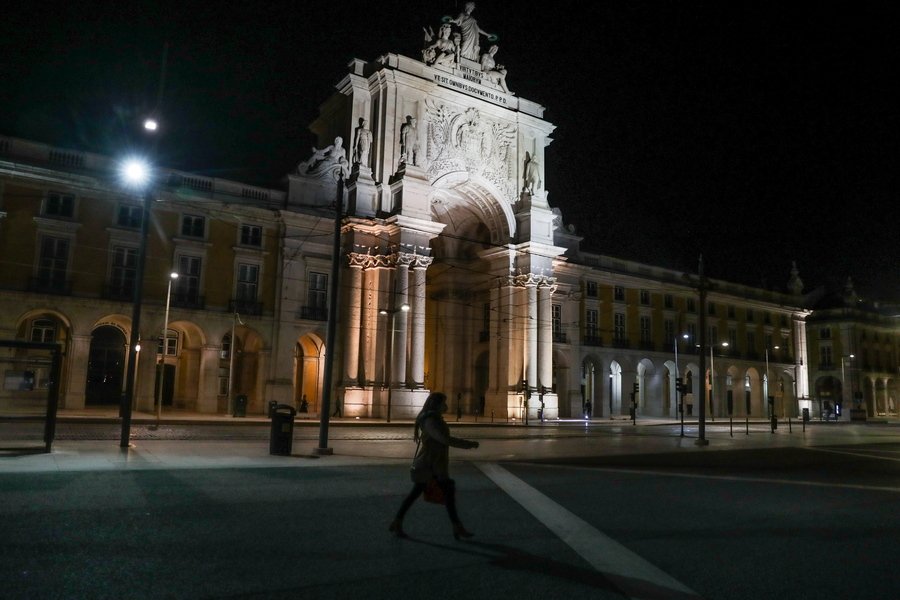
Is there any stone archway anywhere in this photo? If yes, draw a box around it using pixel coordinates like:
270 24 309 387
295 333 324 414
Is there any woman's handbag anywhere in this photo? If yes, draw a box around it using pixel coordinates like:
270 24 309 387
423 478 445 504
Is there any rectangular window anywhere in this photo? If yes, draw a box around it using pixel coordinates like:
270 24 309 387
181 214 206 238
30 318 57 343
639 290 650 305
765 334 773 351
308 272 328 308
44 192 74 218
820 327 831 340
552 304 562 334
687 323 697 346
157 330 178 356
614 286 625 301
664 319 674 345
640 316 652 343
707 302 716 316
821 346 833 367
586 281 597 298
236 263 259 300
687 298 696 313
747 331 756 353
240 224 262 247
586 309 598 337
728 328 737 349
175 255 202 300
708 326 718 346
110 246 137 296
614 313 625 340
746 309 755 323
664 294 674 309
37 236 69 287
727 305 736 319
116 204 143 228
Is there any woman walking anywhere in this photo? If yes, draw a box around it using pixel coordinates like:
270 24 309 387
389 392 479 540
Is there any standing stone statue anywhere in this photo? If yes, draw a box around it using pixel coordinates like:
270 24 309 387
353 118 372 167
450 2 494 61
400 115 420 166
524 152 541 194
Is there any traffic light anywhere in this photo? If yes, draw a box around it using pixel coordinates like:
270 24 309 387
675 377 684 393
633 382 639 395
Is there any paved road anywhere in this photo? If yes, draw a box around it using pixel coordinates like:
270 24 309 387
2 423 898 599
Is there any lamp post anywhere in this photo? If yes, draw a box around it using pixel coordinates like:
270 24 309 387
228 310 244 417
380 303 410 423
153 271 178 428
841 354 855 414
119 157 152 448
706 341 727 423
673 333 688 419
764 344 781 415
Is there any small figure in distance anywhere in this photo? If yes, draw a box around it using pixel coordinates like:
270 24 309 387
389 392 479 540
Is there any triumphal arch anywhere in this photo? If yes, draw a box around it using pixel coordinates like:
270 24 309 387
287 5 564 420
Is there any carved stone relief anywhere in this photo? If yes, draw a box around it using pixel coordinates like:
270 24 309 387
424 100 516 203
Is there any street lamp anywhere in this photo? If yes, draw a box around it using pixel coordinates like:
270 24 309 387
841 354 855 412
153 272 178 428
674 333 688 418
380 302 410 423
119 156 153 448
705 341 728 421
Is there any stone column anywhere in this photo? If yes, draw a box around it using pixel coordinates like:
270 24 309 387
197 345 220 413
393 255 411 386
410 257 432 387
538 281 553 391
65 334 92 409
344 257 364 385
525 281 538 390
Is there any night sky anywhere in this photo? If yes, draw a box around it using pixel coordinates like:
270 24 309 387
2 1 897 300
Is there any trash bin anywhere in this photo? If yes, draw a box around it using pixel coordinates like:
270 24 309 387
269 404 296 456
802 407 810 423
233 394 247 418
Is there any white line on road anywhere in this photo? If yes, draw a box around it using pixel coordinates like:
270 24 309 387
476 462 702 600
805 446 900 463
531 463 900 494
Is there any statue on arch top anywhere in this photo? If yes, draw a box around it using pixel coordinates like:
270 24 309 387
449 2 495 61
298 136 349 180
422 23 458 66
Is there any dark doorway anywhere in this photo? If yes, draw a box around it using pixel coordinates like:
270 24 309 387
154 364 176 406
85 326 126 405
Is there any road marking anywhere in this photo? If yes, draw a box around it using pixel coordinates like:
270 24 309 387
534 463 900 494
805 446 900 463
476 462 702 600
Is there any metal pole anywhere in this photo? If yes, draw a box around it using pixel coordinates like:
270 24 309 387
155 274 175 428
316 174 344 455
696 257 708 445
120 187 152 448
386 311 394 423
709 346 715 422
674 337 679 420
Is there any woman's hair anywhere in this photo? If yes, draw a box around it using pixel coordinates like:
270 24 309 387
420 392 447 415
414 392 446 442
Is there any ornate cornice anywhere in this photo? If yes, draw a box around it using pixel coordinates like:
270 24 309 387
348 251 434 270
